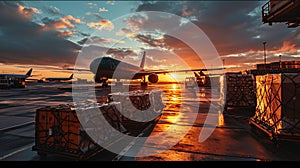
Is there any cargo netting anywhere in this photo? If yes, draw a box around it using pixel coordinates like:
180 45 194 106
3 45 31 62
32 103 125 160
32 89 165 160
250 73 300 141
221 72 256 110
108 89 165 122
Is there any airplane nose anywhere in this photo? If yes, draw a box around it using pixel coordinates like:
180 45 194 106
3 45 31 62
90 57 102 74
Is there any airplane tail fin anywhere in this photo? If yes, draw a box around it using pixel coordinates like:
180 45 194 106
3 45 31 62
199 70 206 76
69 74 74 79
26 68 33 76
194 72 201 78
140 51 146 70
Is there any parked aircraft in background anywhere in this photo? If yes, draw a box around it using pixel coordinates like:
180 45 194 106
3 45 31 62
44 74 74 82
0 68 33 88
0 68 33 79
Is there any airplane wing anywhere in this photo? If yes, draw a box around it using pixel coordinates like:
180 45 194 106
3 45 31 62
65 67 225 76
64 67 90 72
135 67 225 76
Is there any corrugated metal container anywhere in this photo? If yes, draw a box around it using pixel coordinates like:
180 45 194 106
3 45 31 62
250 73 300 142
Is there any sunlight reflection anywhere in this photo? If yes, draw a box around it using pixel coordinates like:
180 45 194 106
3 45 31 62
172 84 178 90
218 110 224 126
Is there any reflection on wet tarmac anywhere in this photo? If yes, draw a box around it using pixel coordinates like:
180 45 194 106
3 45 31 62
218 110 224 127
1 82 295 161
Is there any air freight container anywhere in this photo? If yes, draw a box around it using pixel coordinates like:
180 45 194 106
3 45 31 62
32 103 125 160
220 72 256 111
107 89 165 122
250 73 300 142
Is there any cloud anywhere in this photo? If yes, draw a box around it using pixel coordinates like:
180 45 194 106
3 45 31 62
88 19 114 31
126 14 148 31
64 15 81 24
99 7 108 12
116 28 135 38
0 1 39 21
78 36 124 45
106 48 135 59
59 30 75 37
42 17 74 29
87 2 97 9
106 1 115 5
0 1 81 67
41 15 81 30
77 45 138 68
44 5 62 16
135 1 300 69
18 5 41 19
134 34 165 48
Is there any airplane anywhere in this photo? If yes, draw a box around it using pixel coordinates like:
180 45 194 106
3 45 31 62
86 51 225 87
0 68 33 88
44 74 74 82
0 68 33 79
193 69 224 87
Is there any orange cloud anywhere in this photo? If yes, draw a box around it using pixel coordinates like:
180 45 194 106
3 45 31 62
41 15 81 31
63 15 81 24
182 5 197 16
127 14 147 31
59 30 75 37
88 20 114 31
18 5 41 19
277 41 297 53
116 28 136 38
43 20 73 30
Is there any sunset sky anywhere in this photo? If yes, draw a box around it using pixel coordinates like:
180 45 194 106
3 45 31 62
0 1 299 82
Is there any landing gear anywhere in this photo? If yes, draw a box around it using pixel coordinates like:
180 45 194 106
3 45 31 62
141 82 148 86
141 76 148 86
115 81 123 86
102 81 109 87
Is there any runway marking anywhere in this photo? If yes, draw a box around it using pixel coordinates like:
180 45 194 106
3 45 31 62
0 121 34 132
112 122 154 161
0 143 34 160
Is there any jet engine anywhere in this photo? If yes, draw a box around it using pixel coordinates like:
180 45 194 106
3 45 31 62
148 73 159 83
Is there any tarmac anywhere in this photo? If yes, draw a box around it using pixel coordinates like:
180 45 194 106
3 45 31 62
0 82 300 162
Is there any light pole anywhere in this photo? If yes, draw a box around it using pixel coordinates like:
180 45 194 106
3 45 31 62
279 54 282 70
263 42 267 66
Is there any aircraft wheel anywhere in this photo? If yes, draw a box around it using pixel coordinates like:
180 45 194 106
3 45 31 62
141 82 148 86
102 82 109 87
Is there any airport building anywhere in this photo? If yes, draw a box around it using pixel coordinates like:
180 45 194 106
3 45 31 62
247 60 300 76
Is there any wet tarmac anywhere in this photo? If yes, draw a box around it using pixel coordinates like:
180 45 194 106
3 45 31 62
0 82 300 162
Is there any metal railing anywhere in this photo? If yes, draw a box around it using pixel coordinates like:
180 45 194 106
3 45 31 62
262 1 271 21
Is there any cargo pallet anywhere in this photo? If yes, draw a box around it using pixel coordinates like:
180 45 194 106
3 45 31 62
249 118 300 143
32 104 116 160
249 73 300 146
32 90 165 160
32 144 103 161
